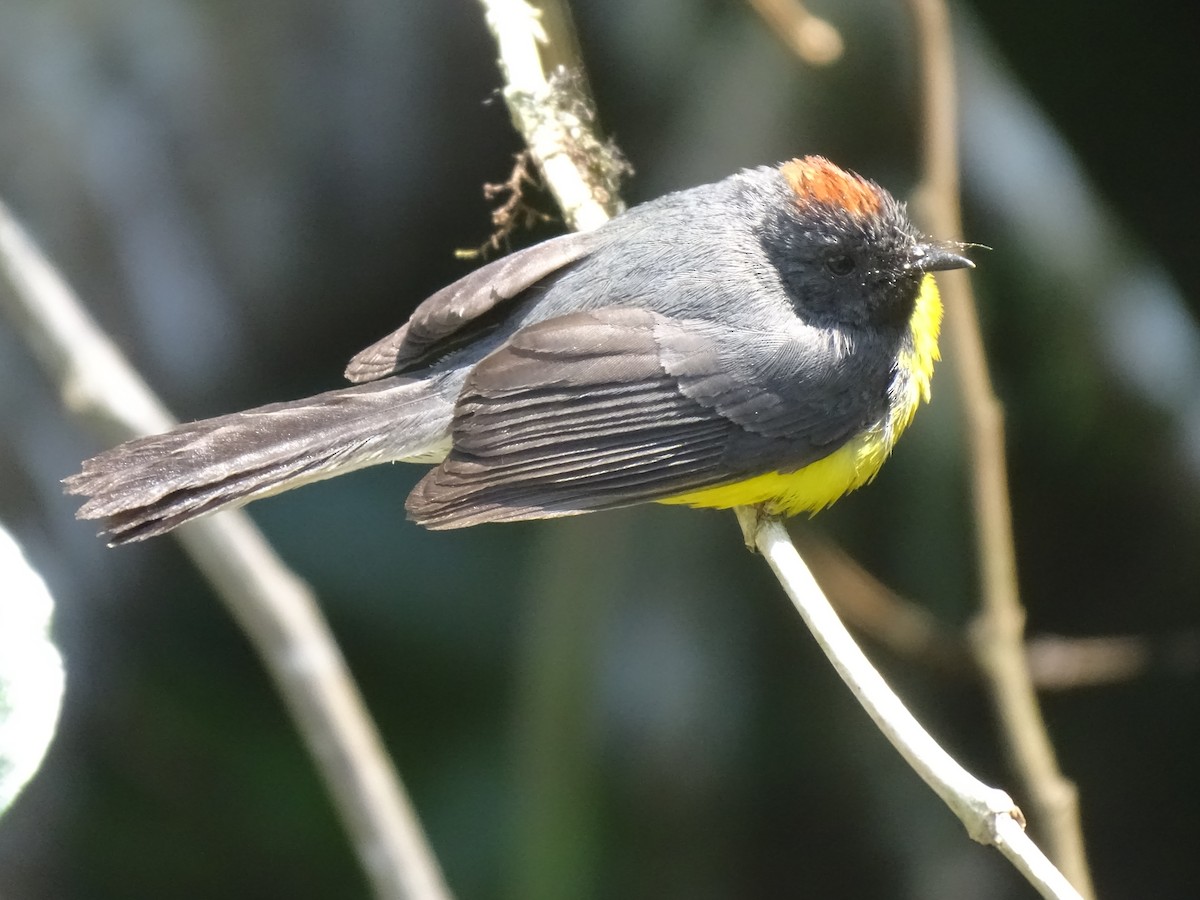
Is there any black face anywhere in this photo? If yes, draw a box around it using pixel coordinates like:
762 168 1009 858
759 194 926 331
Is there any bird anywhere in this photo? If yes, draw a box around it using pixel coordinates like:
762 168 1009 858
66 156 973 545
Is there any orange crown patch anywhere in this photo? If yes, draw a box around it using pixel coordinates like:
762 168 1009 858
780 156 883 218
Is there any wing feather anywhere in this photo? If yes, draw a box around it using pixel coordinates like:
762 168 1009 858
345 231 600 382
407 310 755 527
405 306 888 528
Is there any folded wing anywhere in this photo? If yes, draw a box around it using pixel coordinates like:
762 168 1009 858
406 308 870 528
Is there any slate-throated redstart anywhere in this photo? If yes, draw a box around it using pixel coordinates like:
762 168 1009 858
67 156 973 543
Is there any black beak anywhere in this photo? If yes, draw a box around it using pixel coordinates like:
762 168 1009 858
912 243 975 272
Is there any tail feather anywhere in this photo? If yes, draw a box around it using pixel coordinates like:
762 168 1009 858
65 376 454 544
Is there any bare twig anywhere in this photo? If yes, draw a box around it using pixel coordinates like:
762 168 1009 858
803 534 1156 689
797 534 971 676
0 199 450 900
477 0 628 232
1025 634 1151 690
456 151 553 260
902 0 1094 894
739 510 1084 900
746 0 844 66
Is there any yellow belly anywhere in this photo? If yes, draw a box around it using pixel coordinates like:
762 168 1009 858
660 272 943 516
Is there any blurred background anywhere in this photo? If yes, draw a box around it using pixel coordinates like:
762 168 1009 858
1 0 1197 897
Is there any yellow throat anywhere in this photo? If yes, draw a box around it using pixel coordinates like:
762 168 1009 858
660 272 944 515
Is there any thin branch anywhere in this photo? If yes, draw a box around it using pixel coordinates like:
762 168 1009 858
797 534 972 676
0 198 451 900
477 0 628 232
803 534 1156 690
456 151 554 260
901 1 1095 894
746 0 844 66
739 510 1084 900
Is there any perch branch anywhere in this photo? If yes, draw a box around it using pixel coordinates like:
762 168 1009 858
739 511 1083 900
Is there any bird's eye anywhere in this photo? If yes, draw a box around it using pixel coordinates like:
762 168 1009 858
825 254 857 276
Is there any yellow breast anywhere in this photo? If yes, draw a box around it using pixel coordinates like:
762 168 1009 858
660 273 943 515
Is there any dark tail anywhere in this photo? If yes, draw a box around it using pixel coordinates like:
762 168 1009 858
65 375 454 544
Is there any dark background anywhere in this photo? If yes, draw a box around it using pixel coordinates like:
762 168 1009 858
1 1 1197 897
